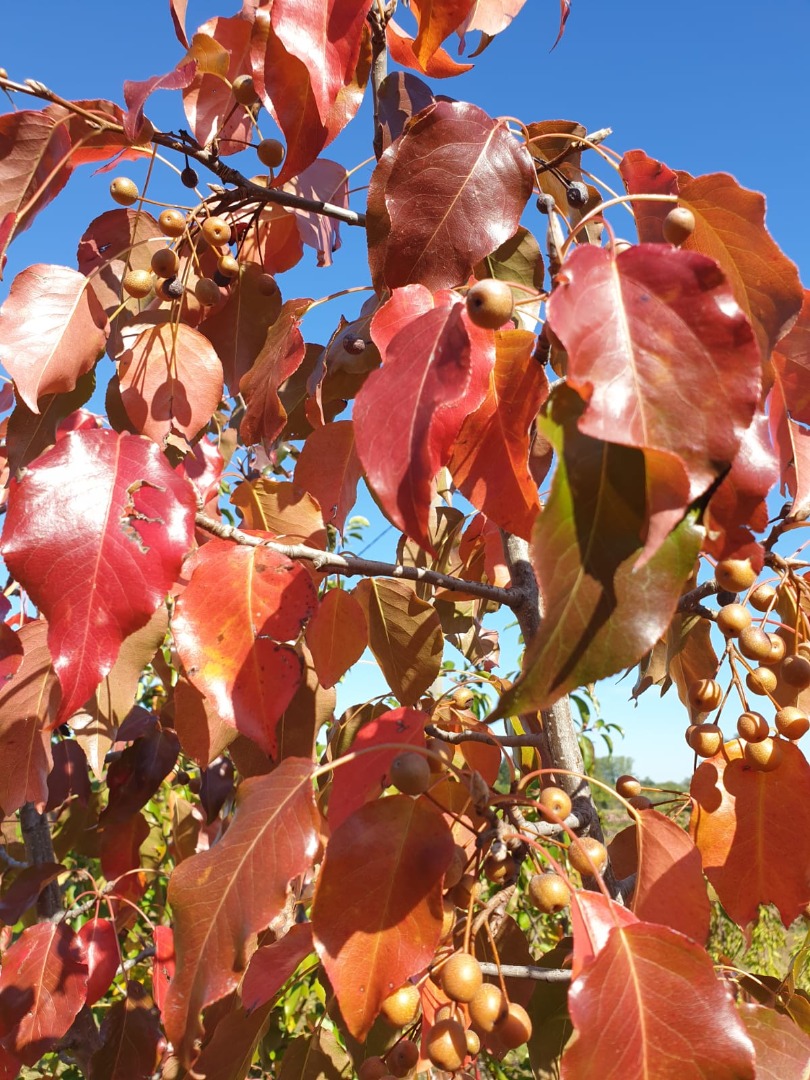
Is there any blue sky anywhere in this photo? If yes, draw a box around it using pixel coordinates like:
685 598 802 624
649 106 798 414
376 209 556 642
2 0 809 780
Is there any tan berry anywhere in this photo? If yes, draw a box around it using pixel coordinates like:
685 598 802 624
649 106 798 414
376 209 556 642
714 558 757 593
743 736 784 772
426 736 454 772
385 1038 418 1077
151 247 179 278
568 837 608 876
469 983 506 1032
688 678 722 712
452 686 475 708
201 215 231 246
687 723 723 758
494 1001 533 1049
122 269 153 299
528 872 570 913
774 707 810 741
425 1018 467 1072
737 626 773 662
539 786 572 820
465 279 514 330
380 984 420 1028
736 711 769 743
483 854 518 886
616 775 642 799
257 137 286 168
750 583 777 611
441 952 483 1003
389 752 431 796
216 253 240 278
746 667 777 696
765 635 787 665
781 654 810 690
110 176 139 206
232 73 258 105
158 208 186 237
716 603 752 637
628 795 653 810
194 277 222 306
465 1029 480 1056
662 205 696 246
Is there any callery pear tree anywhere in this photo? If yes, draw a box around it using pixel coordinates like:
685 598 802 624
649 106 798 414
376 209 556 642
0 1 809 1078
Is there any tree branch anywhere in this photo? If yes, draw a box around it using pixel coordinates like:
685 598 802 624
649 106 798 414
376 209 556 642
368 4 390 160
479 961 571 983
196 513 519 607
19 803 62 919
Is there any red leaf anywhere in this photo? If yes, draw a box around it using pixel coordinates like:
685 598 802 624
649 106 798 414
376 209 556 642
77 918 120 1006
607 810 711 944
242 923 314 1013
773 290 810 423
171 539 316 756
449 328 547 539
295 420 362 533
354 286 494 551
0 430 196 724
46 738 91 811
386 19 473 77
0 922 88 1066
327 707 428 829
118 322 224 444
619 149 679 243
270 0 374 124
0 862 64 926
0 620 58 813
311 794 454 1040
770 384 810 524
305 587 367 691
169 0 189 47
77 209 164 321
368 101 534 291
45 99 146 169
690 743 810 927
548 244 762 525
101 726 180 824
164 758 320 1065
152 926 175 1016
0 264 109 412
562 923 756 1079
739 1003 810 1079
569 891 637 980
89 980 163 1080
410 0 474 69
0 111 72 268
182 16 254 156
123 61 198 142
239 298 311 446
0 622 23 683
458 0 529 45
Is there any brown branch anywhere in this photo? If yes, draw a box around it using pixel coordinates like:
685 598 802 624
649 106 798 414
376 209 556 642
19 802 62 919
478 961 571 983
0 75 365 229
368 4 390 160
196 513 519 607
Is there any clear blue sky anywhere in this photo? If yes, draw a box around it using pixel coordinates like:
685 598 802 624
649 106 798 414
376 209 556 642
2 1 808 780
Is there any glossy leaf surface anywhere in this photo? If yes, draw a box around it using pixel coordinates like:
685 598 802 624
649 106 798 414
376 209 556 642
311 795 454 1039
77 918 119 1007
1 430 196 724
739 1003 810 1080
164 758 320 1064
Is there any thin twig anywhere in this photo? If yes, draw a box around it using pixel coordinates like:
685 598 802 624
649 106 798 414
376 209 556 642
478 961 571 983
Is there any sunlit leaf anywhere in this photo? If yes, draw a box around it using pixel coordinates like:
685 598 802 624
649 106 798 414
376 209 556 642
240 298 311 446
77 918 119 1007
305 588 367 691
739 1003 810 1080
385 18 473 78
182 16 253 156
409 0 473 70
295 420 362 534
232 477 327 547
241 923 314 1013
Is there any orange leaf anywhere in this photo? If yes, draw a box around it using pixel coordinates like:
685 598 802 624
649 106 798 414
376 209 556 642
295 420 362 533
305 587 367 690
232 478 327 548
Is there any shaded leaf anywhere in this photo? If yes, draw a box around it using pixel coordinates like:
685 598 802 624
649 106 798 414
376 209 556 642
183 16 254 156
163 758 320 1065
46 738 91 811
285 160 348 267
242 923 314 1013
690 743 810 927
152 926 174 1016
0 264 108 413
88 981 162 1080
562 923 756 1079
772 290 810 423
305 587 367 691
739 1003 810 1080
607 809 711 944
77 209 163 320
171 538 316 756
171 676 236 767
355 286 494 550
0 922 88 1066
240 299 311 446
118 322 224 445
328 706 428 829
1 430 196 724
368 101 534 291
497 386 703 718
0 622 23 684
295 420 362 533
101 727 180 824
354 579 443 704
376 72 435 153
0 862 64 926
278 1027 352 1079
311 794 454 1039
6 370 96 475
189 996 275 1079
449 328 547 539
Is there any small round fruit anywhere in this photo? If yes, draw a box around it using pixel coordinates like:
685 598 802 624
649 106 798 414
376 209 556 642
452 874 480 910
158 208 186 237
232 73 258 105
716 603 752 637
465 279 514 330
469 983 506 1033
539 786 572 820
389 752 431 796
494 1001 533 1049
662 205 696 246
385 1038 418 1077
157 276 184 300
484 854 518 886
151 247 179 278
122 269 153 299
687 723 723 758
616 774 642 798
566 181 589 207
536 192 555 214
743 736 784 772
212 268 232 288
343 335 366 355
775 706 810 741
110 177 139 206
715 557 757 593
736 711 769 743
781 654 810 690
445 845 467 891
216 253 240 278
688 678 722 712
380 984 420 1028
257 137 286 168
737 626 773 662
452 686 475 708
441 952 483 1003
765 635 787 666
746 667 778 696
358 1059 389 1080
426 736 454 772
195 277 222 307
425 1019 467 1072
628 795 653 810
750 583 777 611
528 872 570 913
568 837 608 876
181 165 199 188
257 272 278 296
201 215 232 247
465 1028 480 1055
